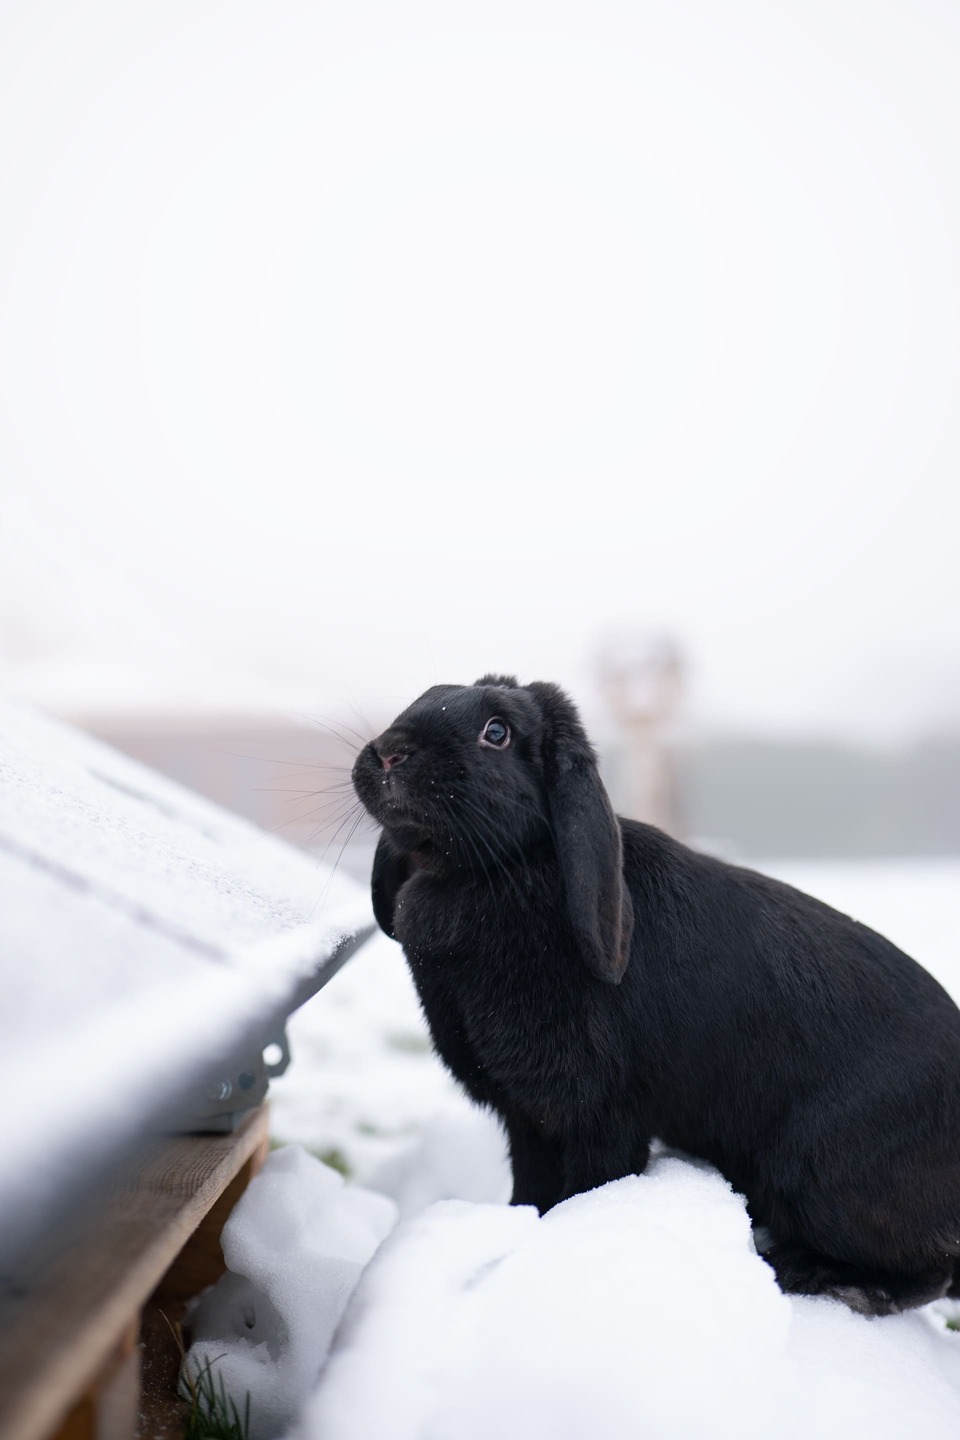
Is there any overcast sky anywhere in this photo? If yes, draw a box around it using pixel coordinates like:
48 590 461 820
1 0 958 740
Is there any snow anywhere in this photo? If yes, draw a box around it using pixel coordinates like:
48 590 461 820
184 1147 396 1440
297 1161 960 1440
369 1105 510 1219
269 931 491 1184
180 856 960 1439
298 1161 788 1440
191 1148 960 1440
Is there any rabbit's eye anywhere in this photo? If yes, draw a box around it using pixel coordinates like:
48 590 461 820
480 718 511 749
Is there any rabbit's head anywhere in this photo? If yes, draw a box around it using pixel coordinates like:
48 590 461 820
352 676 633 982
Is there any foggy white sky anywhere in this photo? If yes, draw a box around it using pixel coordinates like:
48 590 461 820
1 0 958 739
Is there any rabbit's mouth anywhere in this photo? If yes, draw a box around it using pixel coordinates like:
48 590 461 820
352 742 442 835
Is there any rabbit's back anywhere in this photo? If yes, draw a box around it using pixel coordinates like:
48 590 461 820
621 822 960 1098
620 821 960 1268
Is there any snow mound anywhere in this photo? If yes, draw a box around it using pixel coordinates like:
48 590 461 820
368 1103 511 1217
182 1147 396 1440
295 1154 960 1440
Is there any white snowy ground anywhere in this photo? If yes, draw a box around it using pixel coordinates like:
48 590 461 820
185 858 960 1440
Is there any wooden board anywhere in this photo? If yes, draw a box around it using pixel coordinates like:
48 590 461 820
0 1106 270 1440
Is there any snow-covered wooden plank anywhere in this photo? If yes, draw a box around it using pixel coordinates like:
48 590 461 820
0 695 372 1277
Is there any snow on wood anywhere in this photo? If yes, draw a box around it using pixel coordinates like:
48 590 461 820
0 695 372 1271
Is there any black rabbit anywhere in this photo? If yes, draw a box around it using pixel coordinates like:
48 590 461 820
352 675 960 1315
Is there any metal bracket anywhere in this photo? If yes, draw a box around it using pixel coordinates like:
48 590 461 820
166 924 375 1134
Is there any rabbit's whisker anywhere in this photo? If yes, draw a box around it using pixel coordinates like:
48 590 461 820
217 749 354 773
437 796 495 893
441 793 523 903
303 809 365 841
343 694 377 743
453 789 524 851
258 792 363 829
300 713 373 751
309 797 364 857
250 783 356 801
451 787 526 863
287 785 362 808
303 793 368 835
309 806 368 919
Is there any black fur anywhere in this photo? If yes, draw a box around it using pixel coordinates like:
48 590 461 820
352 677 960 1315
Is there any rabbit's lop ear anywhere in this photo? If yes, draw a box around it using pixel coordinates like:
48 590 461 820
372 832 413 939
529 682 634 984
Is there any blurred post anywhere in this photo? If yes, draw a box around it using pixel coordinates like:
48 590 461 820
598 631 683 835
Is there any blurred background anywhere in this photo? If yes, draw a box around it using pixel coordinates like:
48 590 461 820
1 0 958 876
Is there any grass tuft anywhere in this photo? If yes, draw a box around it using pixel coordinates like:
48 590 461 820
161 1310 252 1440
314 1145 352 1177
385 1030 432 1054
180 1352 251 1440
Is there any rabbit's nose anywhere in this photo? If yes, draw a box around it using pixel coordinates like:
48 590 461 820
374 742 413 772
380 752 408 772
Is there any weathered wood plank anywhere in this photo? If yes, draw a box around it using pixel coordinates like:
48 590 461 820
138 1136 271 1440
0 1106 270 1440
